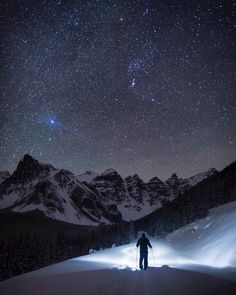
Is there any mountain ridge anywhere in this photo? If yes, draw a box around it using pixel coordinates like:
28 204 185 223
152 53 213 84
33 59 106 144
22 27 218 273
0 154 220 225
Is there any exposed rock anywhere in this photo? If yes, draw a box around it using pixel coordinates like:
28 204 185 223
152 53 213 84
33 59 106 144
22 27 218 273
0 154 218 225
0 171 10 184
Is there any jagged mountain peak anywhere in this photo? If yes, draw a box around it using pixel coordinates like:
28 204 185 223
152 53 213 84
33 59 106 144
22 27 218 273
132 174 144 182
18 154 40 168
101 168 118 176
170 173 178 179
11 154 55 183
149 176 163 183
166 173 179 184
17 154 55 172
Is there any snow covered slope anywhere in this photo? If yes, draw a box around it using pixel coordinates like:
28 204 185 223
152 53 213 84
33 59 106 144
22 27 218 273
1 263 235 295
2 201 236 295
166 201 236 268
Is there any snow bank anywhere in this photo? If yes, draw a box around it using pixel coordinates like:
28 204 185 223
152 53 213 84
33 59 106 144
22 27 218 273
166 201 236 267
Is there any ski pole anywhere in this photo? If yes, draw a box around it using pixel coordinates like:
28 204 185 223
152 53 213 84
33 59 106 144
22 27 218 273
136 247 138 269
151 248 156 266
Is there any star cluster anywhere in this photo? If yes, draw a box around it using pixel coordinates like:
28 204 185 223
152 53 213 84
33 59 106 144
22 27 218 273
0 0 235 180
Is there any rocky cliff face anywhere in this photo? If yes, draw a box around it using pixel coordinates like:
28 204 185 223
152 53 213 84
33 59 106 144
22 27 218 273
80 166 218 222
0 154 218 225
0 171 10 184
0 155 122 225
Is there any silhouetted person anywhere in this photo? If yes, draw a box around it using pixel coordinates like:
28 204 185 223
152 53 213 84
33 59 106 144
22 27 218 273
136 233 152 270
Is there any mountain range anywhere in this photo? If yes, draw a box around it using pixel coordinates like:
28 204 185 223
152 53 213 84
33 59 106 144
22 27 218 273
0 154 218 225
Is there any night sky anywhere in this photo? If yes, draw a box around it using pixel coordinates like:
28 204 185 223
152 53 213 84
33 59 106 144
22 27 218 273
0 0 235 181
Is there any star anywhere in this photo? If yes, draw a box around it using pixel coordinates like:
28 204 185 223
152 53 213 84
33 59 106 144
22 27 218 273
131 78 136 88
0 0 234 181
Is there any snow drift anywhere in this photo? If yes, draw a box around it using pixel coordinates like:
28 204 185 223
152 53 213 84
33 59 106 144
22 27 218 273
166 201 236 268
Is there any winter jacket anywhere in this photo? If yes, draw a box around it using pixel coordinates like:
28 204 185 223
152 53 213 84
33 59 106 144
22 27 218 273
136 236 152 253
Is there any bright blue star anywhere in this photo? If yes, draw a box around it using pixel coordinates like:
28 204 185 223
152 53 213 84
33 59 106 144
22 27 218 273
40 114 58 128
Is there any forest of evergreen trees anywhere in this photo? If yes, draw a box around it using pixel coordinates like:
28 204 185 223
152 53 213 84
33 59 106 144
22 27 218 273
0 221 136 281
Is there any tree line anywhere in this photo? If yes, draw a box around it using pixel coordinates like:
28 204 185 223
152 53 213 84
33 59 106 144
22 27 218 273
0 221 136 281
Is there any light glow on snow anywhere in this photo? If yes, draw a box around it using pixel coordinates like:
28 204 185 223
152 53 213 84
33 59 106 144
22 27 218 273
75 240 193 270
76 202 236 269
167 201 236 268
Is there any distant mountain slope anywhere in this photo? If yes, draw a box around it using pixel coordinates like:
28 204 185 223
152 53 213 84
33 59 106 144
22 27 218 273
0 154 220 225
135 161 236 237
80 167 217 221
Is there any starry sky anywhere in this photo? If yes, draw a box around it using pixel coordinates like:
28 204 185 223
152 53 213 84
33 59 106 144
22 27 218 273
0 0 235 181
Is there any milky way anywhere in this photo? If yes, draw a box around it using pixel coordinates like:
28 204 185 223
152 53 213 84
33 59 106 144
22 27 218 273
0 0 235 180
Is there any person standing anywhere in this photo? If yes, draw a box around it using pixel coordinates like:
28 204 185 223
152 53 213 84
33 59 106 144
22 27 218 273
136 233 152 270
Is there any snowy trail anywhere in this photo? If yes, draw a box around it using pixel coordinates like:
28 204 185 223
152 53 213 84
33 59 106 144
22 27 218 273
1 239 236 295
1 201 236 294
1 263 236 295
